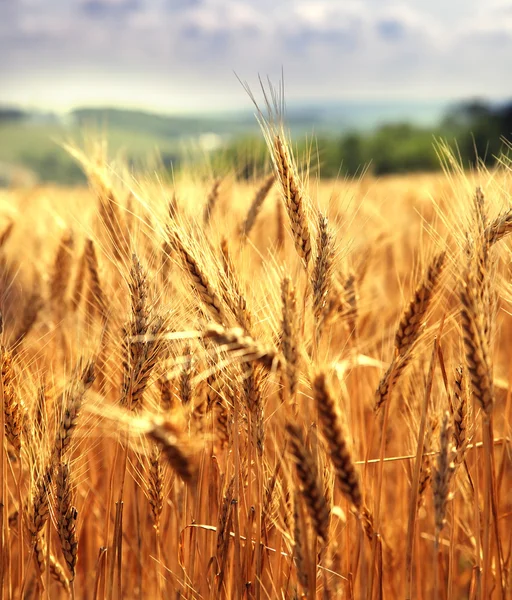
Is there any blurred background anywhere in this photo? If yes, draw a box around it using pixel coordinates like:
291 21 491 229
1 0 511 185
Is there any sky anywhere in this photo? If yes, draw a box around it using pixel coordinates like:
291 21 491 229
1 0 511 114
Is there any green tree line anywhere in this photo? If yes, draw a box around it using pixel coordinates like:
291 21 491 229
218 100 512 179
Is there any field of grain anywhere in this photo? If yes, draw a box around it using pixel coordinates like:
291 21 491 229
0 127 511 600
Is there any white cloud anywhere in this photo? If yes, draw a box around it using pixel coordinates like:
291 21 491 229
181 1 267 33
0 0 510 111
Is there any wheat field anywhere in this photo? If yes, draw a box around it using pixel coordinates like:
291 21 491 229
0 122 511 600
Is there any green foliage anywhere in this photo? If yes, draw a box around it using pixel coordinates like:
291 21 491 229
368 124 439 175
218 125 440 179
441 101 511 167
1 100 512 184
218 101 512 179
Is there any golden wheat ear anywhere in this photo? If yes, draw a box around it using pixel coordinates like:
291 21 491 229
146 444 164 530
280 276 299 401
121 254 165 411
49 229 74 320
240 174 275 239
312 371 362 511
220 236 253 332
168 227 226 324
84 238 108 322
55 461 78 581
486 208 512 245
145 418 199 485
432 411 456 537
452 365 469 467
312 212 335 343
395 251 446 355
203 177 222 225
203 324 281 371
53 359 96 461
1 345 22 457
272 135 312 269
0 221 14 249
460 272 494 417
374 250 446 414
286 422 330 545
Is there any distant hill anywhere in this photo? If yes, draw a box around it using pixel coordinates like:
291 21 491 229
71 107 255 138
0 119 184 185
0 108 28 122
70 99 449 137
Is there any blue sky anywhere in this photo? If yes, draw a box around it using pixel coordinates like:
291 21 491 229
1 0 511 113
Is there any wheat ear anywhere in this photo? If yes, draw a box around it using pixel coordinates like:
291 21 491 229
286 423 330 544
312 212 335 328
313 371 362 510
56 461 78 580
395 251 446 355
272 134 312 268
204 324 281 371
168 228 226 323
240 174 275 238
281 276 299 399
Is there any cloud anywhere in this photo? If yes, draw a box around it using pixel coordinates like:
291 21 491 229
376 19 406 41
80 0 142 18
0 0 510 111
